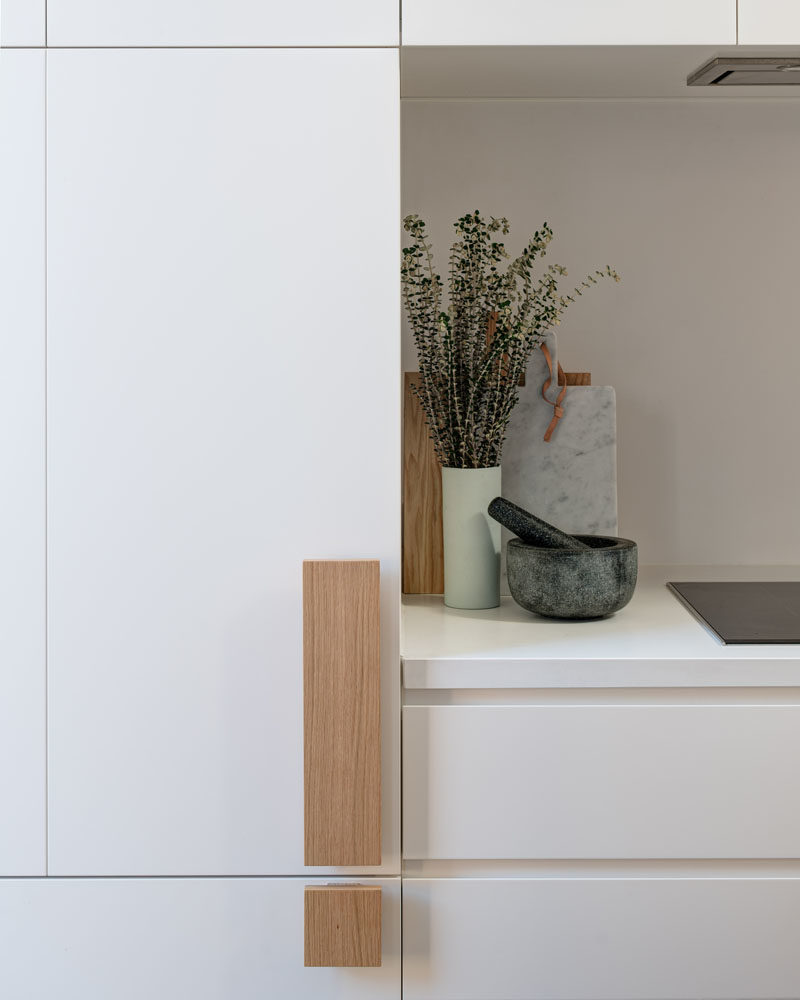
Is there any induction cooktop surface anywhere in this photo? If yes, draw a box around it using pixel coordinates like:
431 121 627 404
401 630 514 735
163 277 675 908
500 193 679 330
668 581 800 645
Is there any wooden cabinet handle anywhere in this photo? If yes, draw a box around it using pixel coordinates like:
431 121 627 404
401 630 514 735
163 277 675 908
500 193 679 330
304 885 382 967
303 560 381 866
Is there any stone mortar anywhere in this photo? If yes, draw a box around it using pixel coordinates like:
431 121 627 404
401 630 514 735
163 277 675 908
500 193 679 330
506 534 638 620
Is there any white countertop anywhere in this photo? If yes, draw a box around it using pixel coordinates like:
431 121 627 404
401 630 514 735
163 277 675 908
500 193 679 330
401 566 800 689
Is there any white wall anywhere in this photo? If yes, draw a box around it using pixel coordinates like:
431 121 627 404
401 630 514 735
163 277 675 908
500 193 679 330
402 99 800 565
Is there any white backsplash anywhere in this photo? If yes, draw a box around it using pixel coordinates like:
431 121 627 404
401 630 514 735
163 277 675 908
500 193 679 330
403 98 800 565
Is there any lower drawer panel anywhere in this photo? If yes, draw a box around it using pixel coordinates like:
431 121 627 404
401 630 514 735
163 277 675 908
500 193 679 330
0 877 401 998
403 876 800 1000
403 704 800 858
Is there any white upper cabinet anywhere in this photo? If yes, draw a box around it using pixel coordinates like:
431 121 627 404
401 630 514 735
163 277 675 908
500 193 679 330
0 51 46 876
47 48 399 876
402 0 735 45
0 0 45 45
47 0 399 46
738 1 800 43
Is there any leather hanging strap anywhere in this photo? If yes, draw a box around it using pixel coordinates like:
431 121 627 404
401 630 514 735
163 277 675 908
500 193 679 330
540 343 567 443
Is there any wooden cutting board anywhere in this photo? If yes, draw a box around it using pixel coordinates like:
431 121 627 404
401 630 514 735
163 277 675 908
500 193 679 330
403 373 444 595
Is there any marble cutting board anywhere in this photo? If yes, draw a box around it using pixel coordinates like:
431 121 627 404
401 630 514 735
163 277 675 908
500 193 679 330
501 330 618 593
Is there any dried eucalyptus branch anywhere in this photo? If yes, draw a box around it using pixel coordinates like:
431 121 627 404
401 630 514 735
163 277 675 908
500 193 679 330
402 210 619 469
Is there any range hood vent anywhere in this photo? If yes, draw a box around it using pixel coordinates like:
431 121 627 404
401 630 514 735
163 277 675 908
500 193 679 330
688 56 800 86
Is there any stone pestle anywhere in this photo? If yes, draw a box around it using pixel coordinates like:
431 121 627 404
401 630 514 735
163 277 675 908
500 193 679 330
487 496 591 550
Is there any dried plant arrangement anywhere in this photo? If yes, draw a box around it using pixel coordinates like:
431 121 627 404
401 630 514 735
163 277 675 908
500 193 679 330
402 210 620 469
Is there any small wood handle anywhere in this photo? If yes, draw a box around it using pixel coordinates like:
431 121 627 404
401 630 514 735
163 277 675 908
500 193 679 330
303 560 381 866
304 885 382 967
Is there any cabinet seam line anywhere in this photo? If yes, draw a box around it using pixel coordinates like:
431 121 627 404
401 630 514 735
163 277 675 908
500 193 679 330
44 46 49 878
31 44 401 50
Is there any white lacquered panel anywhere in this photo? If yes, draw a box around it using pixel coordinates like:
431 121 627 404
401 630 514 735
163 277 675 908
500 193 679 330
739 1 800 43
47 49 399 876
403 877 800 1000
0 51 46 875
404 704 800 859
0 0 45 45
47 0 398 45
402 0 734 45
0 877 400 998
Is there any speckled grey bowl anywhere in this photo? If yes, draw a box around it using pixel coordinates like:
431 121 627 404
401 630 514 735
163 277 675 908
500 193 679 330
506 535 638 620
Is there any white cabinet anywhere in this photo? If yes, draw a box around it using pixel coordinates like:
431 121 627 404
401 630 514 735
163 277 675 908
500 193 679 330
47 0 398 46
402 590 800 997
47 48 400 876
738 1 800 44
404 703 800 859
0 877 401 998
0 0 45 45
403 877 800 1000
0 50 46 876
401 0 735 45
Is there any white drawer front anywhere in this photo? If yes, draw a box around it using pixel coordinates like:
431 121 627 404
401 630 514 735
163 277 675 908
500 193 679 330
403 876 800 1000
404 704 800 858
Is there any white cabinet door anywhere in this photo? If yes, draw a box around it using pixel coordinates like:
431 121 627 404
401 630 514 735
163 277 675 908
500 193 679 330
47 0 398 46
739 1 800 43
0 50 46 876
404 704 800 859
0 877 400 999
404 877 800 1000
0 0 45 45
47 49 400 876
402 0 735 45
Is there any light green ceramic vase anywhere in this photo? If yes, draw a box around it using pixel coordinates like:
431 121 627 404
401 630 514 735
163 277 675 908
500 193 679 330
441 466 501 610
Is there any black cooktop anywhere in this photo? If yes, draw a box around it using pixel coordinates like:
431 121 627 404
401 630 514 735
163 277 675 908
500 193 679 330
668 582 800 644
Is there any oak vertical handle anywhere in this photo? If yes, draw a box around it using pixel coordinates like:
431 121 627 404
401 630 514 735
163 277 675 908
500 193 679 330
304 885 382 967
303 560 381 866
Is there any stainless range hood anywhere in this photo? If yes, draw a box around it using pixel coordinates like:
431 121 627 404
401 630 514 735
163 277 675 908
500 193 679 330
688 56 800 86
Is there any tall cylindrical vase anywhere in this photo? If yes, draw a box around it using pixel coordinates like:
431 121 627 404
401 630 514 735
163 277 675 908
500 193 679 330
441 466 501 610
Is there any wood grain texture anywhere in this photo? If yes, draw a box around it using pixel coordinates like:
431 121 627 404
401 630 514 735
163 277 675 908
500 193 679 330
564 372 591 386
303 560 381 866
304 885 382 967
403 373 444 595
